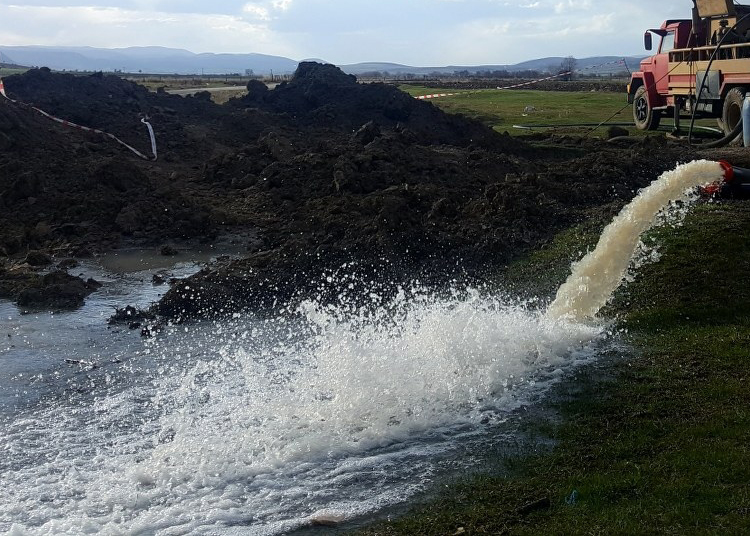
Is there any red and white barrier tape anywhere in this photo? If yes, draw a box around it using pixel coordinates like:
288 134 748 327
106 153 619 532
417 92 457 100
415 71 571 100
0 78 157 161
496 71 572 90
415 58 629 100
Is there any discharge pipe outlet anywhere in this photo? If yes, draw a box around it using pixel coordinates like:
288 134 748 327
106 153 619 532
710 160 750 196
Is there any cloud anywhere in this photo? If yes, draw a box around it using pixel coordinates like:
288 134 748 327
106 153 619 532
554 0 592 14
272 0 292 10
0 4 299 56
241 0 291 22
0 1 697 66
242 3 270 21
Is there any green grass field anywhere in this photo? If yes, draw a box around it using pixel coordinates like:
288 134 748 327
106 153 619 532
399 84 722 138
0 67 28 77
401 85 629 131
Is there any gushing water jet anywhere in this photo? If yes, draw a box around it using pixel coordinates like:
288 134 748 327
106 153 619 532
546 159 732 322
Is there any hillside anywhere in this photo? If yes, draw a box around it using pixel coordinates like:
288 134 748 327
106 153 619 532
0 45 642 76
0 46 298 75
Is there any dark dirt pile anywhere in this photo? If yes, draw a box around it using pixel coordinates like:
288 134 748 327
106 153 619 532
0 62 715 314
233 62 523 149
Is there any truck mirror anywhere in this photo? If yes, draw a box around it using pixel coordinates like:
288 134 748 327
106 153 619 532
644 32 653 51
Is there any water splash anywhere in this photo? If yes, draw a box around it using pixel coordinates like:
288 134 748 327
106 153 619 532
9 155 726 533
546 159 724 321
1 288 602 535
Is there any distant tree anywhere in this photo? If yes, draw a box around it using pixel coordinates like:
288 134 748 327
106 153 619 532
559 56 577 80
516 69 540 79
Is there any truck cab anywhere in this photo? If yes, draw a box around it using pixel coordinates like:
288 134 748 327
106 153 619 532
640 21 696 96
628 0 750 133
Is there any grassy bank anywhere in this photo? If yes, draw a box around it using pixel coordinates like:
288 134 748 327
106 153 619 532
361 200 750 535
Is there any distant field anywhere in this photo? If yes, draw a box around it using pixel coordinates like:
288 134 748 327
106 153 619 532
399 84 721 137
132 77 253 91
0 67 28 77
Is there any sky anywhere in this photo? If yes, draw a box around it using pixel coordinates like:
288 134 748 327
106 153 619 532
0 1 691 65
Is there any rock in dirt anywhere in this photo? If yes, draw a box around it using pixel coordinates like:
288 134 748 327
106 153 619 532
108 305 156 324
606 125 629 139
14 271 101 310
352 120 381 145
24 251 53 267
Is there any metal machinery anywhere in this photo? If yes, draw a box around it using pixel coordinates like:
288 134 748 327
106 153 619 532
628 0 750 134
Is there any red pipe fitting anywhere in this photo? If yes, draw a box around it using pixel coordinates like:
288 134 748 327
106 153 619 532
718 160 734 182
710 160 750 197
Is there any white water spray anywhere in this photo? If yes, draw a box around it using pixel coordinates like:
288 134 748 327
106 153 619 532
547 159 724 321
0 288 602 535
2 159 727 534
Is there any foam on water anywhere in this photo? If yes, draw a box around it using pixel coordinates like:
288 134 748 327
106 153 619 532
1 288 602 534
547 159 724 321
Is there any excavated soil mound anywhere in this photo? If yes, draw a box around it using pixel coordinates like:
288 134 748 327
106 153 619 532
156 133 703 318
234 62 524 150
0 98 216 256
0 63 711 314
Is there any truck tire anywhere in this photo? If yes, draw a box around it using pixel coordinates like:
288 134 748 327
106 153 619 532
633 86 661 130
721 87 747 136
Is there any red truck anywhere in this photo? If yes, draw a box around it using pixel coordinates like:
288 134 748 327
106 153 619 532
628 0 750 134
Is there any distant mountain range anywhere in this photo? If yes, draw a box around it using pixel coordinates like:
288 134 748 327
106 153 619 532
0 45 644 76
0 49 18 65
0 46 298 75
340 56 642 76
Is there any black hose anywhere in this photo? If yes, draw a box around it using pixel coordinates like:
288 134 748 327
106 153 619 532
512 122 635 130
513 121 723 133
688 12 750 147
607 124 741 145
692 118 744 147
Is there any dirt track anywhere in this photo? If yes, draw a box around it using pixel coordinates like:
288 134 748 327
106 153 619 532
0 63 742 315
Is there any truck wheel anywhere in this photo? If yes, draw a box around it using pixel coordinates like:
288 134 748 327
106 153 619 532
721 87 747 136
633 86 661 130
